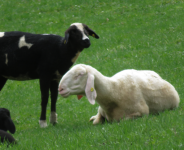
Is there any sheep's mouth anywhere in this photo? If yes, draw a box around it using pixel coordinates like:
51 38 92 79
60 92 70 97
58 89 70 97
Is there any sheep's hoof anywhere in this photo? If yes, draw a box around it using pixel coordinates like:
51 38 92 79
39 120 47 128
89 116 100 125
49 112 57 124
89 116 96 122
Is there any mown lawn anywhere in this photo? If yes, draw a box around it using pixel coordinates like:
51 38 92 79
0 0 184 149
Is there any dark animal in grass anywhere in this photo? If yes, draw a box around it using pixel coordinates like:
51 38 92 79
0 108 16 145
0 23 99 127
0 108 15 133
0 130 16 145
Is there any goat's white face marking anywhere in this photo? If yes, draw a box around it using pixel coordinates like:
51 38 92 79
19 35 33 49
70 23 89 40
0 32 5 37
5 53 8 65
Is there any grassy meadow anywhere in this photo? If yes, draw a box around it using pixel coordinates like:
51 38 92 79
0 0 184 149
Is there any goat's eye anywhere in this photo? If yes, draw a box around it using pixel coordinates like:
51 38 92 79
72 29 78 33
84 30 89 36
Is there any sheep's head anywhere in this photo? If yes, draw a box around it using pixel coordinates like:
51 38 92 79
0 108 16 134
58 64 97 105
64 23 99 49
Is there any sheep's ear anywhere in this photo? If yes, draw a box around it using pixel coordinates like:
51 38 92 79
64 33 70 44
85 73 97 105
5 118 16 134
83 24 99 39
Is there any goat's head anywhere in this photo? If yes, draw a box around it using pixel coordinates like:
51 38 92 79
0 108 16 134
58 64 97 105
64 23 99 49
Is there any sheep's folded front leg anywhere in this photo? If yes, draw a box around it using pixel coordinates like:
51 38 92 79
89 113 101 125
89 106 105 125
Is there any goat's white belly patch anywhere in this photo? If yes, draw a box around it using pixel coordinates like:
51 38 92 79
54 70 62 81
0 32 4 37
2 74 32 80
19 35 33 49
5 53 8 65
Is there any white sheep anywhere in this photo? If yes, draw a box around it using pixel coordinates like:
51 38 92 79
58 64 180 124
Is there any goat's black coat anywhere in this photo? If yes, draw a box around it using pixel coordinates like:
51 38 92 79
0 108 16 145
0 130 16 145
0 23 99 125
0 108 15 134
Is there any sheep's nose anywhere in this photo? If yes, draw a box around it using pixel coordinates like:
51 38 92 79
58 87 63 92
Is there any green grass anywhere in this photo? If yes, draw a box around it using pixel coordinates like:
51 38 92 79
0 0 184 149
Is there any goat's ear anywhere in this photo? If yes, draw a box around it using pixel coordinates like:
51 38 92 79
83 24 99 39
85 73 97 105
4 118 16 134
64 33 70 44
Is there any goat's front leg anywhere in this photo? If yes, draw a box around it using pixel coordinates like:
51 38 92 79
49 80 59 124
39 78 50 128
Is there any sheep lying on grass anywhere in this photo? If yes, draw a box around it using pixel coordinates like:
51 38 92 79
0 23 99 127
0 108 16 145
58 64 180 124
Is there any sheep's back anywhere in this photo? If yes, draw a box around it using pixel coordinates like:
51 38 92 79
112 69 179 113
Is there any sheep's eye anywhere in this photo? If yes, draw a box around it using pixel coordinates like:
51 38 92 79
74 75 79 80
74 74 83 80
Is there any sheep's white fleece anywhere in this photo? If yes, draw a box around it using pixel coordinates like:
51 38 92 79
59 64 180 124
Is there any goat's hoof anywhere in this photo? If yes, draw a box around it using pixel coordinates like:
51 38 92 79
39 120 47 128
49 112 57 124
52 122 58 126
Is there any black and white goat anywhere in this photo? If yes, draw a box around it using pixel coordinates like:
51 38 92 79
0 108 16 145
0 23 99 127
